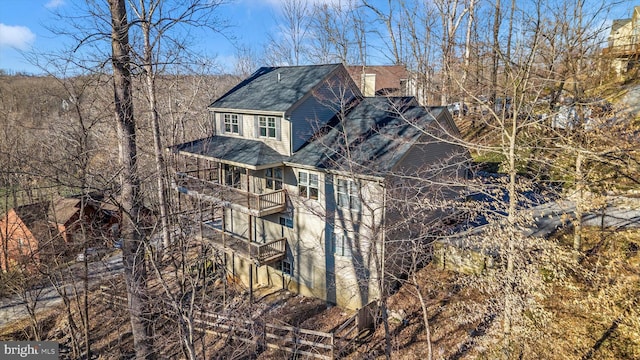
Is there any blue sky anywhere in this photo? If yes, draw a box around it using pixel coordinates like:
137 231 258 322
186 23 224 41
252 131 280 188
0 0 288 74
0 0 634 75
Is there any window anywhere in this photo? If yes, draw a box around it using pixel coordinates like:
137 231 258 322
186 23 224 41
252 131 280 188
336 178 361 211
400 79 409 96
224 164 242 188
224 113 239 134
265 167 283 190
279 215 293 228
276 258 293 275
259 116 277 138
333 231 351 257
298 171 319 200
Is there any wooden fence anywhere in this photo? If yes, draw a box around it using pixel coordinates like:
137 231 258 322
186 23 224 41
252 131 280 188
195 312 335 359
100 286 339 359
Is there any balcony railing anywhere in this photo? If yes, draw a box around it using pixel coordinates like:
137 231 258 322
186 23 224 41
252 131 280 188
603 43 640 57
173 172 287 217
196 220 286 266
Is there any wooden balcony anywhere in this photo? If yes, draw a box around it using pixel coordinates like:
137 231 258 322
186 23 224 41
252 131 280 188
602 43 640 57
173 172 287 217
197 220 286 266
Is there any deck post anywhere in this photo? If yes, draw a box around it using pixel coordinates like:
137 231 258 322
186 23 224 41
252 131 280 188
249 262 253 304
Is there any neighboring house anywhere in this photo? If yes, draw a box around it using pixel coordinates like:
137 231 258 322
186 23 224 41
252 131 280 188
603 6 640 76
49 197 99 243
347 65 414 98
0 195 118 271
168 63 468 310
0 202 50 271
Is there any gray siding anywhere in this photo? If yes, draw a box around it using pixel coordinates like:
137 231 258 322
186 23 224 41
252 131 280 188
394 111 468 178
289 72 360 152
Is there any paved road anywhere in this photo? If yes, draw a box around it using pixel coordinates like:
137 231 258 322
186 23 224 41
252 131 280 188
0 252 124 328
2 197 638 329
444 196 640 249
620 84 640 117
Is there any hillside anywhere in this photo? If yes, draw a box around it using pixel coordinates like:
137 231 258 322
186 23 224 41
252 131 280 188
1 225 637 359
0 67 640 359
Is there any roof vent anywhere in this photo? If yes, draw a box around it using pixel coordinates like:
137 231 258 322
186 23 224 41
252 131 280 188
277 73 281 82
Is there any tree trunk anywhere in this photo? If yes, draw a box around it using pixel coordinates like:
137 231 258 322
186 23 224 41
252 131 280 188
573 151 584 251
414 277 433 360
491 0 501 108
141 9 171 256
108 0 154 358
462 0 476 120
503 95 518 344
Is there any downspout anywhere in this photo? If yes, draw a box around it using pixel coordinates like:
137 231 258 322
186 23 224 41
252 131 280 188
380 180 386 301
380 180 391 358
287 115 293 156
247 168 253 303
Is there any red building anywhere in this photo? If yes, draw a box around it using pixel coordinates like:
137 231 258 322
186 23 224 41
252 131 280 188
0 202 50 271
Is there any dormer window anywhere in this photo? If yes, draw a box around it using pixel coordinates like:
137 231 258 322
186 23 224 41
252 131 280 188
224 114 240 134
259 116 278 139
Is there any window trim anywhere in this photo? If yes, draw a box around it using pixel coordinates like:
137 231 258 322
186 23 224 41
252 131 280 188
223 113 240 134
333 230 351 257
265 167 283 191
279 214 293 228
281 259 293 275
276 258 293 275
336 178 361 211
298 170 319 200
259 116 277 139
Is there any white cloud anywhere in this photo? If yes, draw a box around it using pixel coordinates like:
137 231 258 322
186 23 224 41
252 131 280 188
45 0 65 9
0 24 36 50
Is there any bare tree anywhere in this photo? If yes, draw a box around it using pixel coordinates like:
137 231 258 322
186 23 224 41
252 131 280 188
460 0 477 115
233 45 258 78
308 1 368 65
127 0 228 256
434 0 469 105
363 0 402 64
109 0 154 357
264 0 312 66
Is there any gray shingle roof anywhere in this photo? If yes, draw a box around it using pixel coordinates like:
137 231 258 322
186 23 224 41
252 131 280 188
210 64 341 112
174 97 444 174
288 97 441 175
171 136 287 168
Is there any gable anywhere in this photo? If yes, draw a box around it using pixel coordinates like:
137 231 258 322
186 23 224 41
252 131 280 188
289 67 362 152
49 197 82 225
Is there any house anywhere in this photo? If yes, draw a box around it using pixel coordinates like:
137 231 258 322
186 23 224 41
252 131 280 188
168 63 468 309
48 196 100 243
603 6 640 77
347 65 413 98
0 195 119 271
0 202 50 271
